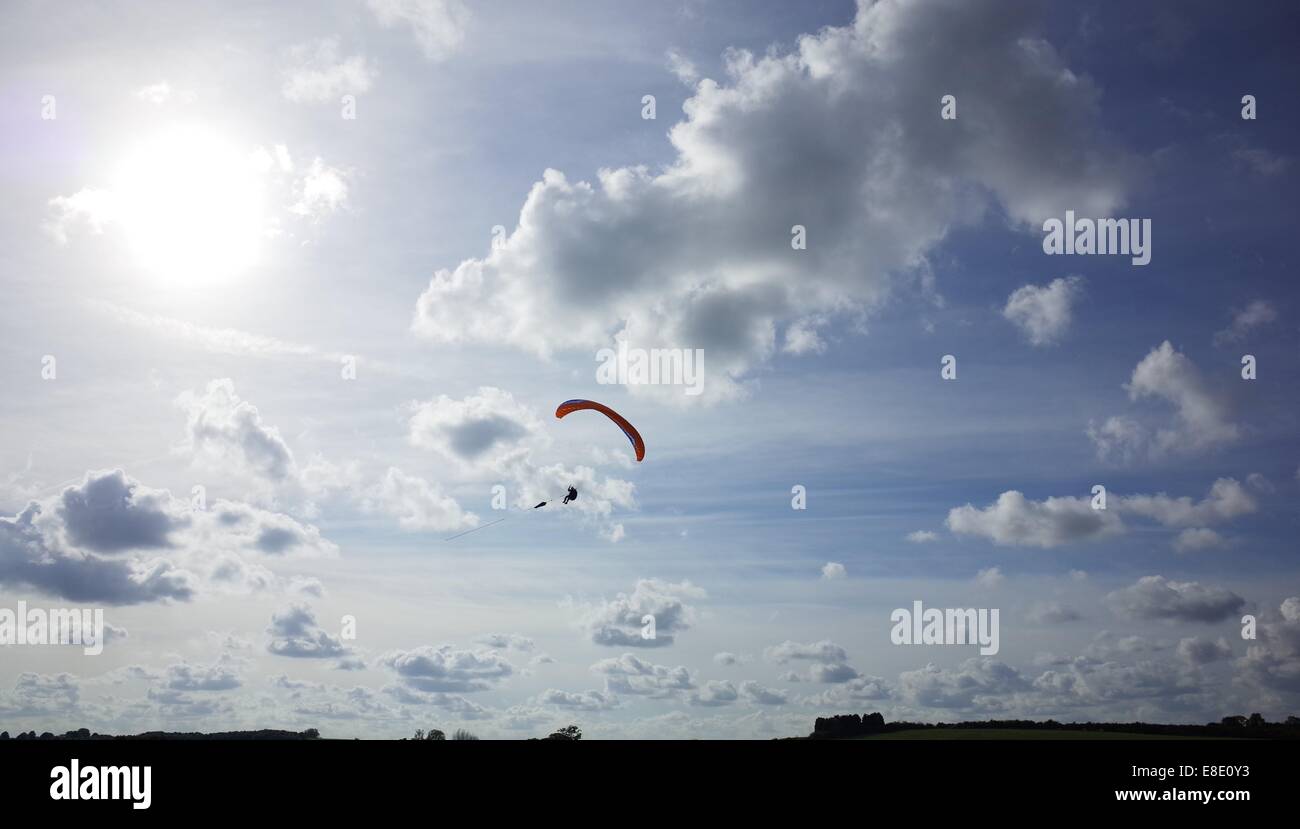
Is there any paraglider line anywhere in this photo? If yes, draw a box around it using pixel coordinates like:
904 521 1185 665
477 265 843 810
443 517 508 542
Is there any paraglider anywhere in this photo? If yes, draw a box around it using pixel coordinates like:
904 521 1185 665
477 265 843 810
443 399 643 541
532 485 577 510
554 399 645 462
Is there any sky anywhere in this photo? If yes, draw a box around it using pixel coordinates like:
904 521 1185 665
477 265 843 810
1 0 1298 739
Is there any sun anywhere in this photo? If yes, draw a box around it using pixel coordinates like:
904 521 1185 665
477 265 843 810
113 126 268 285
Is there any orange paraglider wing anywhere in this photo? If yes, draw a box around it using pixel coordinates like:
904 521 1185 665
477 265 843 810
555 399 645 462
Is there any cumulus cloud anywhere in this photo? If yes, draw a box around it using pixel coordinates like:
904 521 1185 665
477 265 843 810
946 479 1256 551
165 659 242 692
1088 341 1239 462
976 566 1005 588
899 658 1029 709
906 530 939 543
1116 477 1256 528
282 37 377 103
267 604 350 658
764 640 848 665
739 680 789 705
367 0 469 60
382 644 514 692
1235 597 1300 694
290 158 350 219
365 467 477 532
538 688 616 711
407 387 539 470
176 379 296 482
590 654 695 698
1002 276 1083 345
764 640 858 682
44 189 117 244
1105 576 1245 623
946 491 1121 548
804 675 892 707
821 561 846 580
58 469 186 552
0 473 201 605
579 579 704 648
1027 601 1082 624
411 0 1128 402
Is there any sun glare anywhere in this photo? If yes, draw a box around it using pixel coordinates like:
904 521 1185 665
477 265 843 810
113 126 267 284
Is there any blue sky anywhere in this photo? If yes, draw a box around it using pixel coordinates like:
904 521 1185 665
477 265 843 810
1 0 1297 738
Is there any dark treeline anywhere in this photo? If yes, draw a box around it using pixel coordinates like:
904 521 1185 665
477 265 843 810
810 712 1300 739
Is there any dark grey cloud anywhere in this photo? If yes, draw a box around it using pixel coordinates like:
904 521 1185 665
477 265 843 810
59 469 185 552
1105 576 1245 623
739 681 788 705
381 645 514 693
267 604 349 658
1 500 195 605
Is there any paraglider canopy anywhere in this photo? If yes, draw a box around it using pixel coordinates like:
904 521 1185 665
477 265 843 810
555 399 645 462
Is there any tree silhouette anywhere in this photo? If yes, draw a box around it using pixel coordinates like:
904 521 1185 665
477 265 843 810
546 725 582 741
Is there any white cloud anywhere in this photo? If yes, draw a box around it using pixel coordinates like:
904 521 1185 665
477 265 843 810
412 0 1127 402
134 82 195 105
365 467 477 532
176 379 296 482
764 640 848 664
1172 527 1227 553
407 386 539 471
947 491 1122 548
44 189 117 244
1088 341 1239 462
975 566 1005 588
906 530 938 543
1117 477 1256 528
899 658 1028 709
282 37 377 103
821 561 846 580
590 654 695 698
578 579 705 648
367 0 470 61
290 158 350 219
1213 299 1277 346
665 48 699 84
1002 276 1083 346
